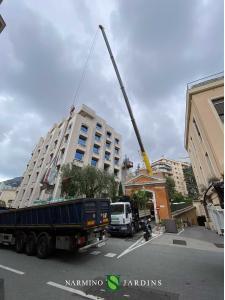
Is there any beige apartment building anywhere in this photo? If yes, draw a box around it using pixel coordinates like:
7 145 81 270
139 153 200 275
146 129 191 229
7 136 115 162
13 105 122 208
152 158 190 196
184 73 224 232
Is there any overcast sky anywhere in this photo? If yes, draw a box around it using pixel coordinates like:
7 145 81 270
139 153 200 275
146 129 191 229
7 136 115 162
0 0 223 181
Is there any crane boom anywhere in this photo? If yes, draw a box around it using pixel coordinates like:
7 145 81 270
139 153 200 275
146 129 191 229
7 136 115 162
99 25 153 176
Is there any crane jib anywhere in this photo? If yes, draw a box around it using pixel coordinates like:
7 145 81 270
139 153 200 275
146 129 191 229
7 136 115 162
99 25 153 175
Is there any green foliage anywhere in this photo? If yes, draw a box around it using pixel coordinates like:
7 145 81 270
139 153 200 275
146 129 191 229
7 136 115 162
118 182 124 197
183 166 199 199
61 163 118 199
131 190 152 210
165 177 176 200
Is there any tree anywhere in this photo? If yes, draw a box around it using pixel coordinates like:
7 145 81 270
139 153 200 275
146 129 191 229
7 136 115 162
165 177 176 201
118 182 124 197
61 164 118 199
183 166 199 199
131 190 152 216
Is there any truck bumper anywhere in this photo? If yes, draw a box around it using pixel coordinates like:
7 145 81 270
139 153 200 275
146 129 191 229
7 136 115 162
107 224 130 235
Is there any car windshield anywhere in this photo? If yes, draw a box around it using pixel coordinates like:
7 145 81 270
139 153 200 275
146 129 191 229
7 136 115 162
110 204 124 215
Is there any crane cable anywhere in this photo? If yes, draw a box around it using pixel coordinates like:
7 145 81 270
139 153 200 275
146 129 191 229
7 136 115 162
72 28 99 106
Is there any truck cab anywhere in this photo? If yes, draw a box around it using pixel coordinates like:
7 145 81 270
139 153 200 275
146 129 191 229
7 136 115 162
108 202 134 236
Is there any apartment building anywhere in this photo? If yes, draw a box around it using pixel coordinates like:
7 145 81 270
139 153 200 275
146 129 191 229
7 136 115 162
185 74 224 189
13 105 122 208
152 158 190 196
184 73 224 232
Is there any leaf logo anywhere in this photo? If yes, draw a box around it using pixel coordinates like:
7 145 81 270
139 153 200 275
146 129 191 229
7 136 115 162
106 275 120 291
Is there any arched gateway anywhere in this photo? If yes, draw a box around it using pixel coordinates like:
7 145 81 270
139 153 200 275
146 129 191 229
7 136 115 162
124 174 172 222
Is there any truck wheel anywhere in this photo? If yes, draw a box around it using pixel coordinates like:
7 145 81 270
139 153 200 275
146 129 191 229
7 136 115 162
25 232 36 256
37 233 54 259
37 235 50 259
15 232 26 253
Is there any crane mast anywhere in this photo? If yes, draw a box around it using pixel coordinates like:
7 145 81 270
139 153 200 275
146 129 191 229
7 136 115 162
99 25 153 176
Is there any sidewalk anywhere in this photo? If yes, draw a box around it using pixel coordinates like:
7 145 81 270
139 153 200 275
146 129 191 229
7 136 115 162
151 225 224 252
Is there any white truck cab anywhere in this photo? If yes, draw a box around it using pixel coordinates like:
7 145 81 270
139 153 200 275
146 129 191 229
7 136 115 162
108 202 134 236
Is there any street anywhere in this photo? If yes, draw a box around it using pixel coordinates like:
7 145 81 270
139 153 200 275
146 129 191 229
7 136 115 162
0 226 223 300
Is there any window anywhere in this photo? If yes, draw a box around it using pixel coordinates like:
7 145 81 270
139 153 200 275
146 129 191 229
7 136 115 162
104 163 110 171
212 98 224 123
115 147 119 155
115 158 119 165
107 131 112 138
193 118 202 140
114 169 119 177
75 150 84 161
64 134 69 143
115 138 119 144
81 124 88 133
96 123 102 131
60 148 65 159
105 151 110 161
54 140 58 147
68 123 72 130
91 157 98 167
95 133 101 142
106 141 111 149
78 135 87 147
93 144 100 154
45 145 48 151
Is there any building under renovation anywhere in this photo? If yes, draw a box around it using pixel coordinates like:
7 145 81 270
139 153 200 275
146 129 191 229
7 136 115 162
13 105 122 208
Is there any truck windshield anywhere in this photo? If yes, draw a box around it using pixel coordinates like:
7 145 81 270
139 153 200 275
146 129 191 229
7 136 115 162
110 204 124 215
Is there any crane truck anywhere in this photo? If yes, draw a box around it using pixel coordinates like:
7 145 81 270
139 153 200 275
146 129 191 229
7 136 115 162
108 196 152 237
99 25 155 236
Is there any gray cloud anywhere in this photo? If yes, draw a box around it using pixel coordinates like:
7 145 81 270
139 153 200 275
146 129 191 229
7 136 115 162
0 0 223 180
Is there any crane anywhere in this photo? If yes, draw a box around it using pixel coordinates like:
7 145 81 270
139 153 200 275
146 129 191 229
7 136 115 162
99 25 153 176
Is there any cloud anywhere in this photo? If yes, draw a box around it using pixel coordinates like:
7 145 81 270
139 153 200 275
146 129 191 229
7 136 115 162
0 0 223 179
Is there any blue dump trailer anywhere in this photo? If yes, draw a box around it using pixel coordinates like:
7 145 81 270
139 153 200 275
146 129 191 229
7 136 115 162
0 198 110 258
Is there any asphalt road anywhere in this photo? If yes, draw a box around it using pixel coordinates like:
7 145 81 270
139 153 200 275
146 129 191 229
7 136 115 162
0 227 223 300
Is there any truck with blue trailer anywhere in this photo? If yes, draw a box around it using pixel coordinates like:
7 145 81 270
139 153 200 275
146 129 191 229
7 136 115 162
0 198 110 258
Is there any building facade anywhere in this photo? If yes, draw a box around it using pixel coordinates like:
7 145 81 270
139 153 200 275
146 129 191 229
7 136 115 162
0 188 16 208
13 105 122 208
184 73 224 232
185 74 224 189
152 158 190 196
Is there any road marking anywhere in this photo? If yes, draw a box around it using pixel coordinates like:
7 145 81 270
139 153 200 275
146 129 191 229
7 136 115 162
90 251 101 255
47 281 104 300
117 234 163 259
0 264 25 275
117 236 144 259
104 252 117 258
98 242 106 248
177 229 184 235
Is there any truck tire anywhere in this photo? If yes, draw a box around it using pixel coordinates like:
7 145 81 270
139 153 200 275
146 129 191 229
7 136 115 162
15 232 26 253
25 232 36 256
36 233 55 259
